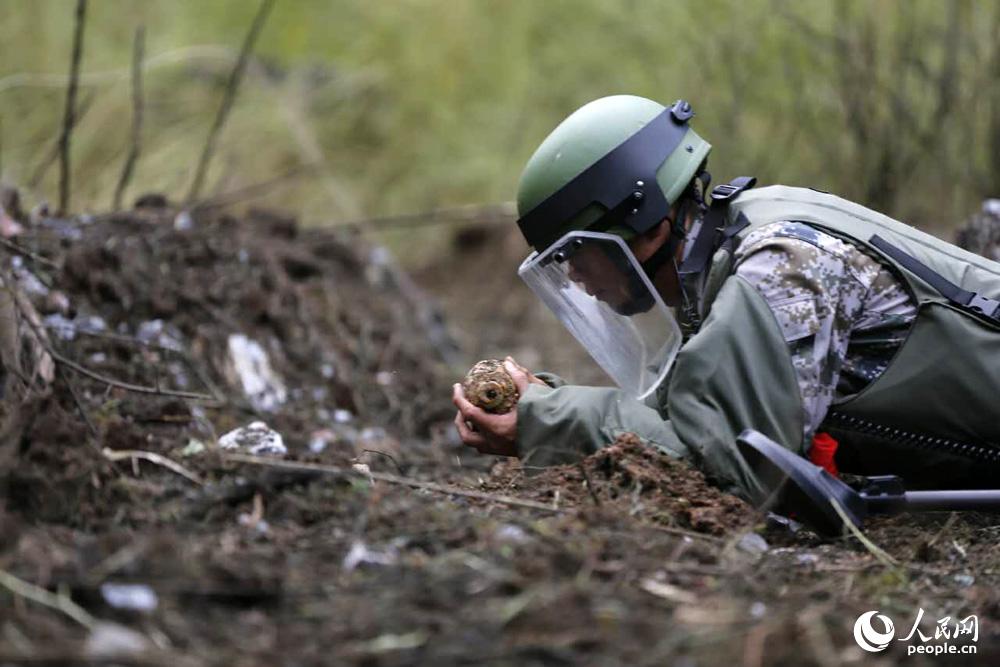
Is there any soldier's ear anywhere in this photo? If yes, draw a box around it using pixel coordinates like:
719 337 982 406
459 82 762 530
643 217 673 244
629 218 673 261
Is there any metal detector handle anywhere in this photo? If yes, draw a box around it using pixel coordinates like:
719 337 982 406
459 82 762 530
904 489 1000 512
859 476 1000 514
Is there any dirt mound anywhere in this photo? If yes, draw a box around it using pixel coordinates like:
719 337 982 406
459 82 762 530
2 197 456 525
487 433 753 535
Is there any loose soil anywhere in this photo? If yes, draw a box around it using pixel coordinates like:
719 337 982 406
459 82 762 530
0 199 997 666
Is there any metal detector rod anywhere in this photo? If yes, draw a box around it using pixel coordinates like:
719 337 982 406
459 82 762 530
903 489 1000 512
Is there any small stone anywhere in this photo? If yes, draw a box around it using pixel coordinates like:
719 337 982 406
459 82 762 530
43 290 71 315
43 313 77 340
100 583 159 612
85 623 150 659
352 462 374 482
954 573 975 587
737 532 769 556
494 524 529 543
173 210 194 231
180 439 207 457
218 421 287 456
309 429 333 453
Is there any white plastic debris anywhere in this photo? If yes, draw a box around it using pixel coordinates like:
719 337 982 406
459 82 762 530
375 370 394 386
227 334 287 412
237 513 270 535
309 429 334 454
137 319 184 351
365 246 393 286
44 313 77 340
85 622 150 659
218 421 287 456
44 313 108 340
639 578 697 604
352 462 374 483
180 439 207 457
342 539 398 571
795 553 819 566
173 210 194 231
494 524 529 544
12 260 49 298
359 426 388 444
100 583 159 612
77 315 108 334
333 409 354 423
954 573 975 587
983 199 1000 216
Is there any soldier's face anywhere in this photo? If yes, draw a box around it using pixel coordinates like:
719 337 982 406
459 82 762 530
566 244 634 312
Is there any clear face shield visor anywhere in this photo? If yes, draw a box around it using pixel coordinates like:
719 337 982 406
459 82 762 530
518 231 683 400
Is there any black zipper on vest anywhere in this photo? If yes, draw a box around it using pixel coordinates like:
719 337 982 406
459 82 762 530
824 411 1000 465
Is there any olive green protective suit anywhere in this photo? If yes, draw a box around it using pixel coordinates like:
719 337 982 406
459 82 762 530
516 186 1000 502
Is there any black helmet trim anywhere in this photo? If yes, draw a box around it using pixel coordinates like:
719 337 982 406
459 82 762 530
517 102 693 252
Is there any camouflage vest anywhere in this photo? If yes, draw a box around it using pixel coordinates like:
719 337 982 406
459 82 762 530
700 185 1000 482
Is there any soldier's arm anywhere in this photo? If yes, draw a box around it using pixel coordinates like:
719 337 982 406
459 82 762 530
516 382 689 467
516 275 805 503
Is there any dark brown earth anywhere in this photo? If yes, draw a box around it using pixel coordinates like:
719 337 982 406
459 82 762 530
485 434 754 536
0 201 997 666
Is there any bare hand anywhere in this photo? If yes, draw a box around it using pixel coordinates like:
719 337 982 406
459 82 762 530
452 357 544 456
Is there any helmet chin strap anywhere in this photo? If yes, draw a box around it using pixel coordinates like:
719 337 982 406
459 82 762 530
638 171 710 285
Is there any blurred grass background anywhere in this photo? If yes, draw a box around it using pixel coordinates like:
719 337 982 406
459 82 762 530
1 0 998 266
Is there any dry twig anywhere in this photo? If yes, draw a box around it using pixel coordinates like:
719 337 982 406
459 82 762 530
50 349 214 402
56 365 98 441
0 237 58 269
0 568 96 629
830 497 899 567
58 0 87 214
221 454 723 543
577 461 601 507
29 91 95 190
112 25 145 210
102 447 203 485
223 453 559 513
189 163 315 212
186 0 276 203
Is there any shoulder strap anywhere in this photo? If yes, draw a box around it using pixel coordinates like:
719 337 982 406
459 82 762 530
678 176 756 276
870 235 1000 321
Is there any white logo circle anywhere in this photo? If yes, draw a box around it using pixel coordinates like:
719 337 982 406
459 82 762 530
854 611 895 652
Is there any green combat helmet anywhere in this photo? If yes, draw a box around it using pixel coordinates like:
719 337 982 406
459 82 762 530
515 94 711 257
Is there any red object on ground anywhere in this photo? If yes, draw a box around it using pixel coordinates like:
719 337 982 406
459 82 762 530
809 432 839 477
